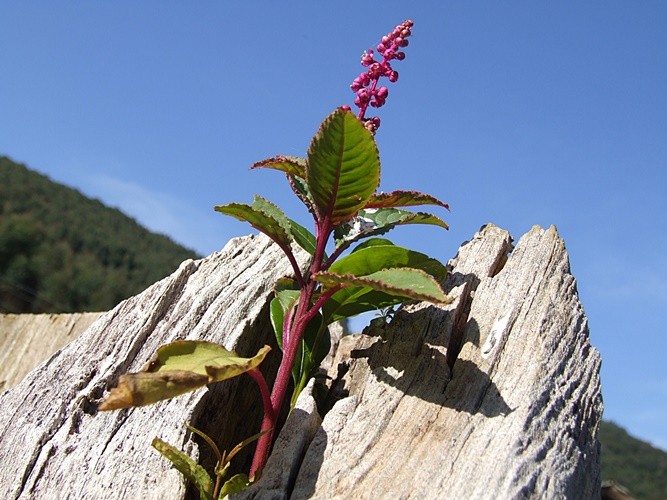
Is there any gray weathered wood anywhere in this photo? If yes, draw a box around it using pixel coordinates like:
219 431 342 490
246 224 602 499
0 312 103 391
0 225 603 499
0 234 302 499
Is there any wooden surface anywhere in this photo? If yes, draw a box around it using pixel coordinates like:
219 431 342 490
0 234 301 499
0 312 102 391
0 225 602 499
243 224 602 499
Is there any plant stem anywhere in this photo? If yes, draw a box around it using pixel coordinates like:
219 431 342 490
247 368 274 424
249 220 334 478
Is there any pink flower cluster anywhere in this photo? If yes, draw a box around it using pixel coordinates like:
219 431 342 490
350 19 414 133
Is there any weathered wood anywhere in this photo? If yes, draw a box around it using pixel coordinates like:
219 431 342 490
0 312 103 391
0 225 603 499
243 224 602 499
0 234 302 499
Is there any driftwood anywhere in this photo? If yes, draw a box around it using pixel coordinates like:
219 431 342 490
0 312 103 391
0 234 304 499
0 225 602 499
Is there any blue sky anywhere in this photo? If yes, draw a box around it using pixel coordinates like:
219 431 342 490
2 3 666 450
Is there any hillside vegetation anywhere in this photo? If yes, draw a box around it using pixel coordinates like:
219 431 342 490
600 420 667 499
0 156 200 313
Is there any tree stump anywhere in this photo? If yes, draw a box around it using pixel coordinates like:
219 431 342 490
0 225 602 499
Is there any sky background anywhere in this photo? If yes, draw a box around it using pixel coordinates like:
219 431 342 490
2 3 666 450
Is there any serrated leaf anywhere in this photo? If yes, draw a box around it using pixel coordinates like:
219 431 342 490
322 243 447 323
251 155 306 177
334 208 448 248
306 108 380 223
214 202 291 247
288 174 317 219
251 195 291 233
314 267 449 304
99 343 271 410
364 190 450 210
330 244 448 282
152 438 214 500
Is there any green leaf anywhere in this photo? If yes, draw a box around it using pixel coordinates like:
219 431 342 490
315 267 450 304
289 218 317 255
250 195 291 234
351 237 395 252
322 243 447 323
364 190 450 210
270 288 329 391
295 313 330 379
323 287 403 323
330 244 448 282
152 438 214 500
214 201 291 248
219 474 251 498
99 343 271 410
251 155 306 177
334 208 449 248
288 174 317 219
306 108 380 223
270 289 300 350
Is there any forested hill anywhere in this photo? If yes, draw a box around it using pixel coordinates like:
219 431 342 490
0 155 200 313
600 420 667 499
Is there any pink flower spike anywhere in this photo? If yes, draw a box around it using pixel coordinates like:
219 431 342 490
348 20 414 131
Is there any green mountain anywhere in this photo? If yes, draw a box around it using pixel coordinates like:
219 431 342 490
0 155 200 313
600 420 667 499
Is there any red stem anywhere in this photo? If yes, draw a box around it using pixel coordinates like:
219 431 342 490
247 368 274 424
249 218 334 478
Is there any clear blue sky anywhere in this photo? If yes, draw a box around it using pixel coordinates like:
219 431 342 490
2 3 666 450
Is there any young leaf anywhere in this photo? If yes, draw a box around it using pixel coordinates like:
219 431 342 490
251 155 306 178
219 474 251 497
187 423 223 464
99 343 271 410
214 202 291 248
306 108 380 223
270 289 300 350
225 429 272 466
152 438 214 500
314 267 450 304
334 208 448 249
270 288 329 393
295 314 329 379
364 190 450 210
